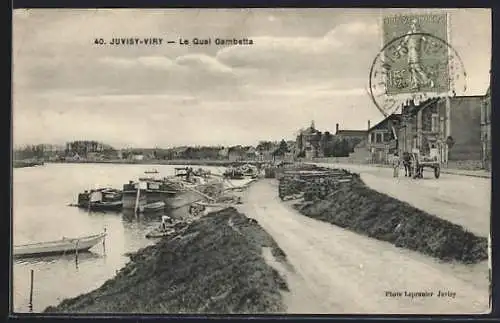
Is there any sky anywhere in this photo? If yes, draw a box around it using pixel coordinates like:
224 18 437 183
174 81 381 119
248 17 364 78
12 8 491 149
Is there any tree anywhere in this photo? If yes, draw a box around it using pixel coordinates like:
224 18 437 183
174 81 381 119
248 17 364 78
256 141 274 152
273 139 289 157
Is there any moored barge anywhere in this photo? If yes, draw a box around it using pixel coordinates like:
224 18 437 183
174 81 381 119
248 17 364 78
77 188 123 211
122 168 224 218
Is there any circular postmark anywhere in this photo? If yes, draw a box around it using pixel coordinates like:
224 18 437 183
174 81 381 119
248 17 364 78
369 32 467 117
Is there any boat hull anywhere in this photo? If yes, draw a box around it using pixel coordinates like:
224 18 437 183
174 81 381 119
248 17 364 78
145 228 175 239
78 201 123 212
141 201 166 213
14 233 106 259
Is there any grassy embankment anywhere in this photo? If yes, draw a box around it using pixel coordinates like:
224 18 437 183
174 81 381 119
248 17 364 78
44 207 289 314
280 165 488 264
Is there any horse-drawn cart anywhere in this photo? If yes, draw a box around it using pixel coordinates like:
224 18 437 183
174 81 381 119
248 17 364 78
408 150 441 179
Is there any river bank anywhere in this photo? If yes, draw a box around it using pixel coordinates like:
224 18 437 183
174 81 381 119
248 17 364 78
279 165 488 264
44 207 289 314
13 160 45 168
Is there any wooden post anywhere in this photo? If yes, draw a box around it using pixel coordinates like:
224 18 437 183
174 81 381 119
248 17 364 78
103 228 106 255
134 184 141 215
29 269 34 312
75 240 79 268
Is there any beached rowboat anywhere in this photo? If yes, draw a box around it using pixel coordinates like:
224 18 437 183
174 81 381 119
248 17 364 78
145 228 176 239
13 233 107 258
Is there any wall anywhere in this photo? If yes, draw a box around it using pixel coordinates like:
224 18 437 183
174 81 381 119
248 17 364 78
448 97 482 161
481 94 492 170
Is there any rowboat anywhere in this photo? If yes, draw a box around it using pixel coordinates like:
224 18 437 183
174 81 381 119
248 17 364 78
145 228 176 239
13 233 107 258
139 201 166 213
189 201 234 216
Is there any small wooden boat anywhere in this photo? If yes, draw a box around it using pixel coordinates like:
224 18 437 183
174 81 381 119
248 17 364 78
145 228 176 239
139 201 166 213
13 233 107 258
189 201 234 216
144 168 159 174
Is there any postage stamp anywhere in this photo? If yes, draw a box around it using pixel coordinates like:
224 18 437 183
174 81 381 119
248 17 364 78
369 15 467 117
382 13 449 95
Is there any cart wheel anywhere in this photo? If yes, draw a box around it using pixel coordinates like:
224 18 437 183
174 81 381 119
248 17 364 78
434 166 440 179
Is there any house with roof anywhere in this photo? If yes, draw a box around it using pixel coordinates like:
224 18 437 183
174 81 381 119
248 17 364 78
366 115 401 164
218 147 229 159
228 146 246 162
296 120 323 159
334 123 368 142
398 95 483 166
65 152 82 161
245 146 259 161
171 147 191 159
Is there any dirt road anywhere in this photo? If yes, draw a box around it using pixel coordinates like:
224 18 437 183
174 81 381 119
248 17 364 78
237 179 489 314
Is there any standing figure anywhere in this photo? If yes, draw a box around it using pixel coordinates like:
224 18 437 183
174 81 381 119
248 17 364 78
396 19 435 91
392 153 401 178
160 215 172 231
402 152 412 177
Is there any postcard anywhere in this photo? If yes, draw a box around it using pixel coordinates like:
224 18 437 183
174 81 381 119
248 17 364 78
12 8 491 315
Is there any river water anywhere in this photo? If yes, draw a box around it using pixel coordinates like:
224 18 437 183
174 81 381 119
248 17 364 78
12 163 229 313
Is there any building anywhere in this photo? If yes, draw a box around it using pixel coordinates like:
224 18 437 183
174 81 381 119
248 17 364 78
481 87 491 171
171 147 190 159
296 121 323 159
257 142 278 161
228 146 246 162
65 141 112 157
367 115 401 163
218 147 229 159
245 146 259 160
334 123 368 142
131 154 144 161
398 95 482 165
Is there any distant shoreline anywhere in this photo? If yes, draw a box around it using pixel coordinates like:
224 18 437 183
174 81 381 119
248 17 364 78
46 159 267 167
13 160 45 168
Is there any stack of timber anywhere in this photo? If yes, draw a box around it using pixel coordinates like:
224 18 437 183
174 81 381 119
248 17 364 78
278 169 355 201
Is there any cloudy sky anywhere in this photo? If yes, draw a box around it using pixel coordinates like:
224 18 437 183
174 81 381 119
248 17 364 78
13 8 491 148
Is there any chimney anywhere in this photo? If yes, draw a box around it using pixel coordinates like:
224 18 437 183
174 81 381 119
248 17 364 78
335 123 339 134
368 120 371 130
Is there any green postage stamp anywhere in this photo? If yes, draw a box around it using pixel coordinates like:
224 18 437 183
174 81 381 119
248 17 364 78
382 13 450 95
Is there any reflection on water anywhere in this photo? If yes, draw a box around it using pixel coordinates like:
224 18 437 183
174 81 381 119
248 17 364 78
14 251 104 266
12 163 224 313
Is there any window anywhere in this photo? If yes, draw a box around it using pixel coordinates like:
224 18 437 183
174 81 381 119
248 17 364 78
376 133 382 143
431 113 439 132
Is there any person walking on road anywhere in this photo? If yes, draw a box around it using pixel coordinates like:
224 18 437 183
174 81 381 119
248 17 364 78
393 153 401 178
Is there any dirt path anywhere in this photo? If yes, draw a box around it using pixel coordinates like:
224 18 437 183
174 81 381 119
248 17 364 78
237 179 489 314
